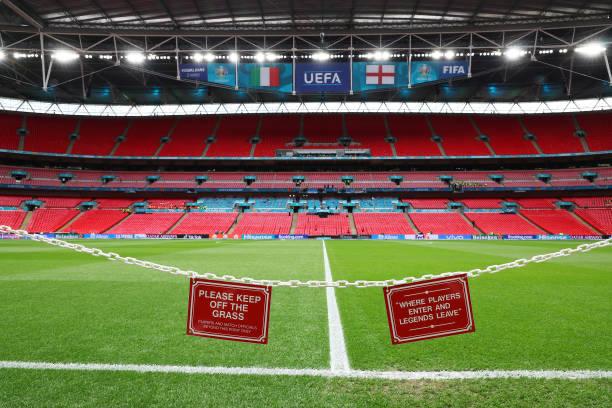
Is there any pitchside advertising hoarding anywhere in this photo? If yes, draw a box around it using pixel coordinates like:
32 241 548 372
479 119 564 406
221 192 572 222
178 60 468 93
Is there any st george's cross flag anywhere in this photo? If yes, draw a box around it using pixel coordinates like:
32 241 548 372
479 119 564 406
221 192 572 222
250 66 280 87
365 64 395 85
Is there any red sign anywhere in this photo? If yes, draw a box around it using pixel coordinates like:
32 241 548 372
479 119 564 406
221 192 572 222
384 274 475 344
187 279 272 344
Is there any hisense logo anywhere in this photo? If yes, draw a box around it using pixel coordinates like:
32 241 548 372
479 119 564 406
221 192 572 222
304 71 342 84
442 65 465 74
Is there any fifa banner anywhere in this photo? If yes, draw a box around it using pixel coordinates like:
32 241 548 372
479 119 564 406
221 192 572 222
295 62 351 93
238 63 292 93
410 61 469 85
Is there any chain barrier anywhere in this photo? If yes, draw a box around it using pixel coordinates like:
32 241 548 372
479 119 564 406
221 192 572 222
1 225 610 288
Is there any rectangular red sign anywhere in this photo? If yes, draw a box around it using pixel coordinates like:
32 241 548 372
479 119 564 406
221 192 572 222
384 274 475 344
187 278 272 344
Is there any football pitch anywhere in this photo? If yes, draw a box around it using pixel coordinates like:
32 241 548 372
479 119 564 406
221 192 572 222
0 239 610 407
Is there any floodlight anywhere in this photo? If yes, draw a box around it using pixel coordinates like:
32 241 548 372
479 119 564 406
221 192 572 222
504 47 524 60
0 50 5 60
51 50 79 63
444 50 455 60
575 43 606 57
228 52 239 62
254 52 265 63
126 52 145 64
431 50 443 60
372 50 391 61
312 51 330 61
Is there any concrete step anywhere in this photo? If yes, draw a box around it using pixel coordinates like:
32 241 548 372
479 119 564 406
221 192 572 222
348 213 357 235
20 211 33 230
227 212 243 235
404 213 420 234
290 213 298 234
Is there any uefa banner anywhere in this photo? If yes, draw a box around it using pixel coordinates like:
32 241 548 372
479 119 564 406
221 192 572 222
208 63 236 87
295 62 351 93
238 63 292 92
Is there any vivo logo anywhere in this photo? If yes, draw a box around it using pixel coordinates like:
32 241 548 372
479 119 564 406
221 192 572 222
304 71 342 84
442 65 465 74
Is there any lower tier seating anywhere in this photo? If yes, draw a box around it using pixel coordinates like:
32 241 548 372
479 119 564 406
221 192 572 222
521 210 595 235
574 209 612 234
171 213 238 235
232 213 292 235
106 213 183 234
294 214 351 236
466 213 543 235
65 210 129 234
408 213 477 234
0 210 26 229
27 209 79 233
353 213 413 235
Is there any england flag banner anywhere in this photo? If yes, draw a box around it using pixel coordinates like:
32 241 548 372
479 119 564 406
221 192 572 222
366 64 395 85
295 63 351 93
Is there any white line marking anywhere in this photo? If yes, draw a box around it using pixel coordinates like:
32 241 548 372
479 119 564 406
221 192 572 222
322 240 350 372
1 361 610 380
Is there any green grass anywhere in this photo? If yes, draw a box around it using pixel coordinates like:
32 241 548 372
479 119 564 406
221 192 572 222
0 239 610 407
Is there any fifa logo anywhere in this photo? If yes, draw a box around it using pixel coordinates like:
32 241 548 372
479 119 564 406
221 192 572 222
442 65 465 74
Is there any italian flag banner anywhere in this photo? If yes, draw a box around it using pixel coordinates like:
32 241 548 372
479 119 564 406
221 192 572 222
250 66 280 87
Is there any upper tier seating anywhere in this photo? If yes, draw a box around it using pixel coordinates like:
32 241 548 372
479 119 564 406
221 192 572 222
171 212 237 235
460 198 502 209
107 213 183 234
574 209 612 234
232 212 292 235
157 117 216 157
0 210 26 229
114 118 175 156
71 118 127 155
0 195 29 207
403 198 448 209
409 213 477 234
0 114 21 150
38 197 86 208
27 209 79 232
353 212 413 234
575 113 612 152
522 115 583 154
206 116 257 157
24 116 76 154
513 198 558 209
521 209 595 235
345 115 392 156
95 199 136 209
562 196 611 208
387 115 440 156
294 214 351 236
473 116 537 155
1 113 610 157
466 213 544 235
147 199 187 209
65 210 129 234
430 115 490 156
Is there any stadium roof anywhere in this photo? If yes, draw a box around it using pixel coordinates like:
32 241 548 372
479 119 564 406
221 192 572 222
1 0 611 33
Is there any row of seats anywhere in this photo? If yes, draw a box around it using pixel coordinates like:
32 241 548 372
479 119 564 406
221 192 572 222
2 166 609 189
1 113 611 157
1 208 609 235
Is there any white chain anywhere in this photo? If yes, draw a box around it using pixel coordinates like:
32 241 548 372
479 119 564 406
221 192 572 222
1 225 610 288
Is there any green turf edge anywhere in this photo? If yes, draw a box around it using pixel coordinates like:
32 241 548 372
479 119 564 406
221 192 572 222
0 369 610 408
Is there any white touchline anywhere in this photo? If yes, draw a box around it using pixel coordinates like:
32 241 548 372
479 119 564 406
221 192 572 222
1 361 610 380
322 240 350 372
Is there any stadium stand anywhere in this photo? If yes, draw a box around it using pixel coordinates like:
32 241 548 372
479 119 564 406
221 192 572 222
232 212 292 235
114 118 175 156
522 115 583 154
473 116 538 155
466 213 544 235
65 210 129 234
575 113 612 152
429 115 490 156
206 116 257 157
574 209 612 234
294 214 351 236
171 212 238 235
157 117 216 156
0 210 26 229
27 209 79 233
408 213 477 234
403 199 448 209
71 118 128 155
106 213 184 234
0 195 28 207
255 115 301 157
24 116 76 154
521 209 595 235
302 115 344 146
345 115 392 156
0 113 22 150
387 115 440 156
353 213 413 234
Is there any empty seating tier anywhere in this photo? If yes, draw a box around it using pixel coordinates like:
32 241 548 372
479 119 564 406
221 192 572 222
66 210 129 234
171 213 238 235
294 214 351 236
521 210 595 235
353 213 413 235
466 213 544 235
408 213 477 234
232 213 292 235
27 209 79 233
106 213 183 234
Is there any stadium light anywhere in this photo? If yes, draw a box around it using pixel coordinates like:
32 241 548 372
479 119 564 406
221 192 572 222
51 50 79 63
504 47 524 60
312 51 330 61
254 52 265 63
126 52 145 64
366 50 390 61
0 50 5 60
431 50 443 60
228 52 239 62
444 50 455 60
575 43 606 57
265 52 280 61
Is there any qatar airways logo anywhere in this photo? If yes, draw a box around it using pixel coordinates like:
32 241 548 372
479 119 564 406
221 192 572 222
303 71 343 85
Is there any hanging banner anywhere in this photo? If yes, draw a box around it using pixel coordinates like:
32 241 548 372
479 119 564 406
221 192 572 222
295 62 351 93
208 63 236 87
178 64 208 81
238 63 292 92
352 62 408 92
410 61 469 85
187 278 272 344
384 274 475 344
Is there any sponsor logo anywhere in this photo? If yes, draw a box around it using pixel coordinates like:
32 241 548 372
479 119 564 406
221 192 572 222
442 65 466 74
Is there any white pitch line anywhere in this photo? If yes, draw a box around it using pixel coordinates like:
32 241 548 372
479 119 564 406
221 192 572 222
322 240 350 372
1 361 610 380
